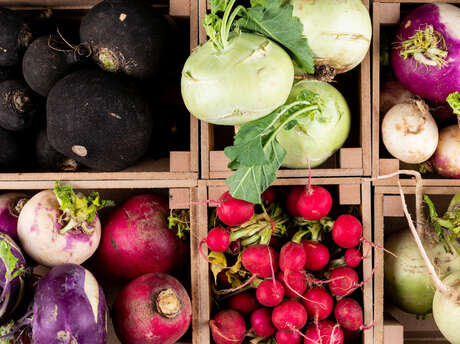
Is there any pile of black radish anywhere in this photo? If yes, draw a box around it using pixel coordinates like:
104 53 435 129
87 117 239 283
0 0 185 173
0 182 193 344
202 185 375 344
379 3 460 178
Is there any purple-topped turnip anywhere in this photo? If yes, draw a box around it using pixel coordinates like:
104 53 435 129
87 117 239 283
0 193 28 243
432 125 460 178
392 4 460 102
17 182 114 267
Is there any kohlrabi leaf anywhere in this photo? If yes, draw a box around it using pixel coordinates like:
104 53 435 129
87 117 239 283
0 320 15 343
447 92 460 116
210 0 227 13
0 240 22 282
237 0 314 74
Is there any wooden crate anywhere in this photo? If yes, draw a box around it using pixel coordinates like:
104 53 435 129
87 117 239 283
194 178 374 344
0 0 199 181
372 1 460 186
373 185 460 344
198 0 371 179
1 179 199 344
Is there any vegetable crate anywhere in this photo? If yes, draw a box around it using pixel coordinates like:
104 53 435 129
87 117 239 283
197 0 371 180
195 178 374 344
373 186 460 344
371 0 460 187
0 0 199 181
0 178 200 344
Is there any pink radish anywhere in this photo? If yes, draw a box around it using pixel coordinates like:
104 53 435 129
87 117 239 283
210 310 246 344
343 328 359 340
344 248 362 268
286 186 303 217
276 329 302 344
262 187 277 204
199 227 230 263
228 292 259 316
302 287 334 321
272 300 308 330
280 241 307 272
304 320 344 344
302 240 330 271
242 245 279 279
217 191 254 227
250 308 276 338
256 279 285 307
329 267 359 297
334 298 364 332
277 270 307 298
332 214 363 248
296 186 332 220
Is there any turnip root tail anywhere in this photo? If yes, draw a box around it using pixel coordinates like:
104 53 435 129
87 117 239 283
398 182 458 301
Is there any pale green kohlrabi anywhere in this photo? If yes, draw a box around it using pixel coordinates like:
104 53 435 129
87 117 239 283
276 79 350 168
181 33 294 125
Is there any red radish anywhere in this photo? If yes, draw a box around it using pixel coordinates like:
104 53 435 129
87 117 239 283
217 271 232 289
286 186 304 217
343 328 359 340
303 287 334 321
250 308 276 338
200 227 230 253
210 310 246 344
332 215 363 248
228 292 259 316
280 241 307 272
113 273 191 344
277 270 307 298
217 191 254 227
256 279 285 307
242 245 279 278
262 187 277 204
98 194 184 279
272 300 308 330
276 329 302 344
304 320 344 344
302 240 330 271
296 186 332 220
345 248 362 268
329 267 359 297
334 298 363 331
269 236 283 251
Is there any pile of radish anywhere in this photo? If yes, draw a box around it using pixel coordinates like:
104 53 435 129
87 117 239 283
380 3 460 177
0 182 193 344
202 186 374 344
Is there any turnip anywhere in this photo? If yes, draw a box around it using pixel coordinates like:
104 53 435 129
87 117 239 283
272 300 308 330
380 80 414 115
256 279 285 307
381 100 438 164
432 125 460 178
329 267 359 297
114 272 191 344
217 191 254 227
304 320 344 344
47 69 152 171
210 309 246 344
276 329 302 344
80 0 168 79
228 292 259 316
0 80 36 132
344 248 362 268
250 308 276 338
35 129 78 172
0 127 20 168
332 215 363 249
0 8 32 66
98 194 185 279
0 193 28 242
277 270 307 298
17 182 112 267
334 298 364 332
291 0 371 74
392 4 460 102
302 287 334 321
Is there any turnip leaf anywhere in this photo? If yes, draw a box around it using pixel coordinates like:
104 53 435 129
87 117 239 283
0 240 23 282
447 92 460 116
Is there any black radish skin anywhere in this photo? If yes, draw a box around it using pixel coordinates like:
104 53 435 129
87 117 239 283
23 36 79 97
79 0 167 79
47 69 152 171
36 129 77 171
0 80 36 131
0 8 32 66
0 127 19 167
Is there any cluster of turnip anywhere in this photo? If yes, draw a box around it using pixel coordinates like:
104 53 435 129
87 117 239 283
0 183 193 343
0 0 186 173
201 185 374 344
380 3 460 177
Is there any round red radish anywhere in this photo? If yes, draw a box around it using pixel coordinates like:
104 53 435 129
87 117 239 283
250 308 276 338
217 191 254 227
277 270 307 298
286 186 304 217
272 300 307 330
343 328 360 340
242 245 279 278
304 320 344 344
217 271 232 289
262 187 277 204
228 292 259 316
280 241 306 272
276 329 302 344
206 227 230 252
302 240 330 271
256 279 285 307
210 310 246 344
113 272 191 344
344 248 362 268
296 186 332 220
332 215 362 248
303 287 334 321
329 267 359 297
334 298 363 331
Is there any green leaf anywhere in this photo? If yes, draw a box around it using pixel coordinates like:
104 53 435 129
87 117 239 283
0 240 21 283
447 92 460 116
210 0 227 13
224 137 267 166
237 0 314 74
